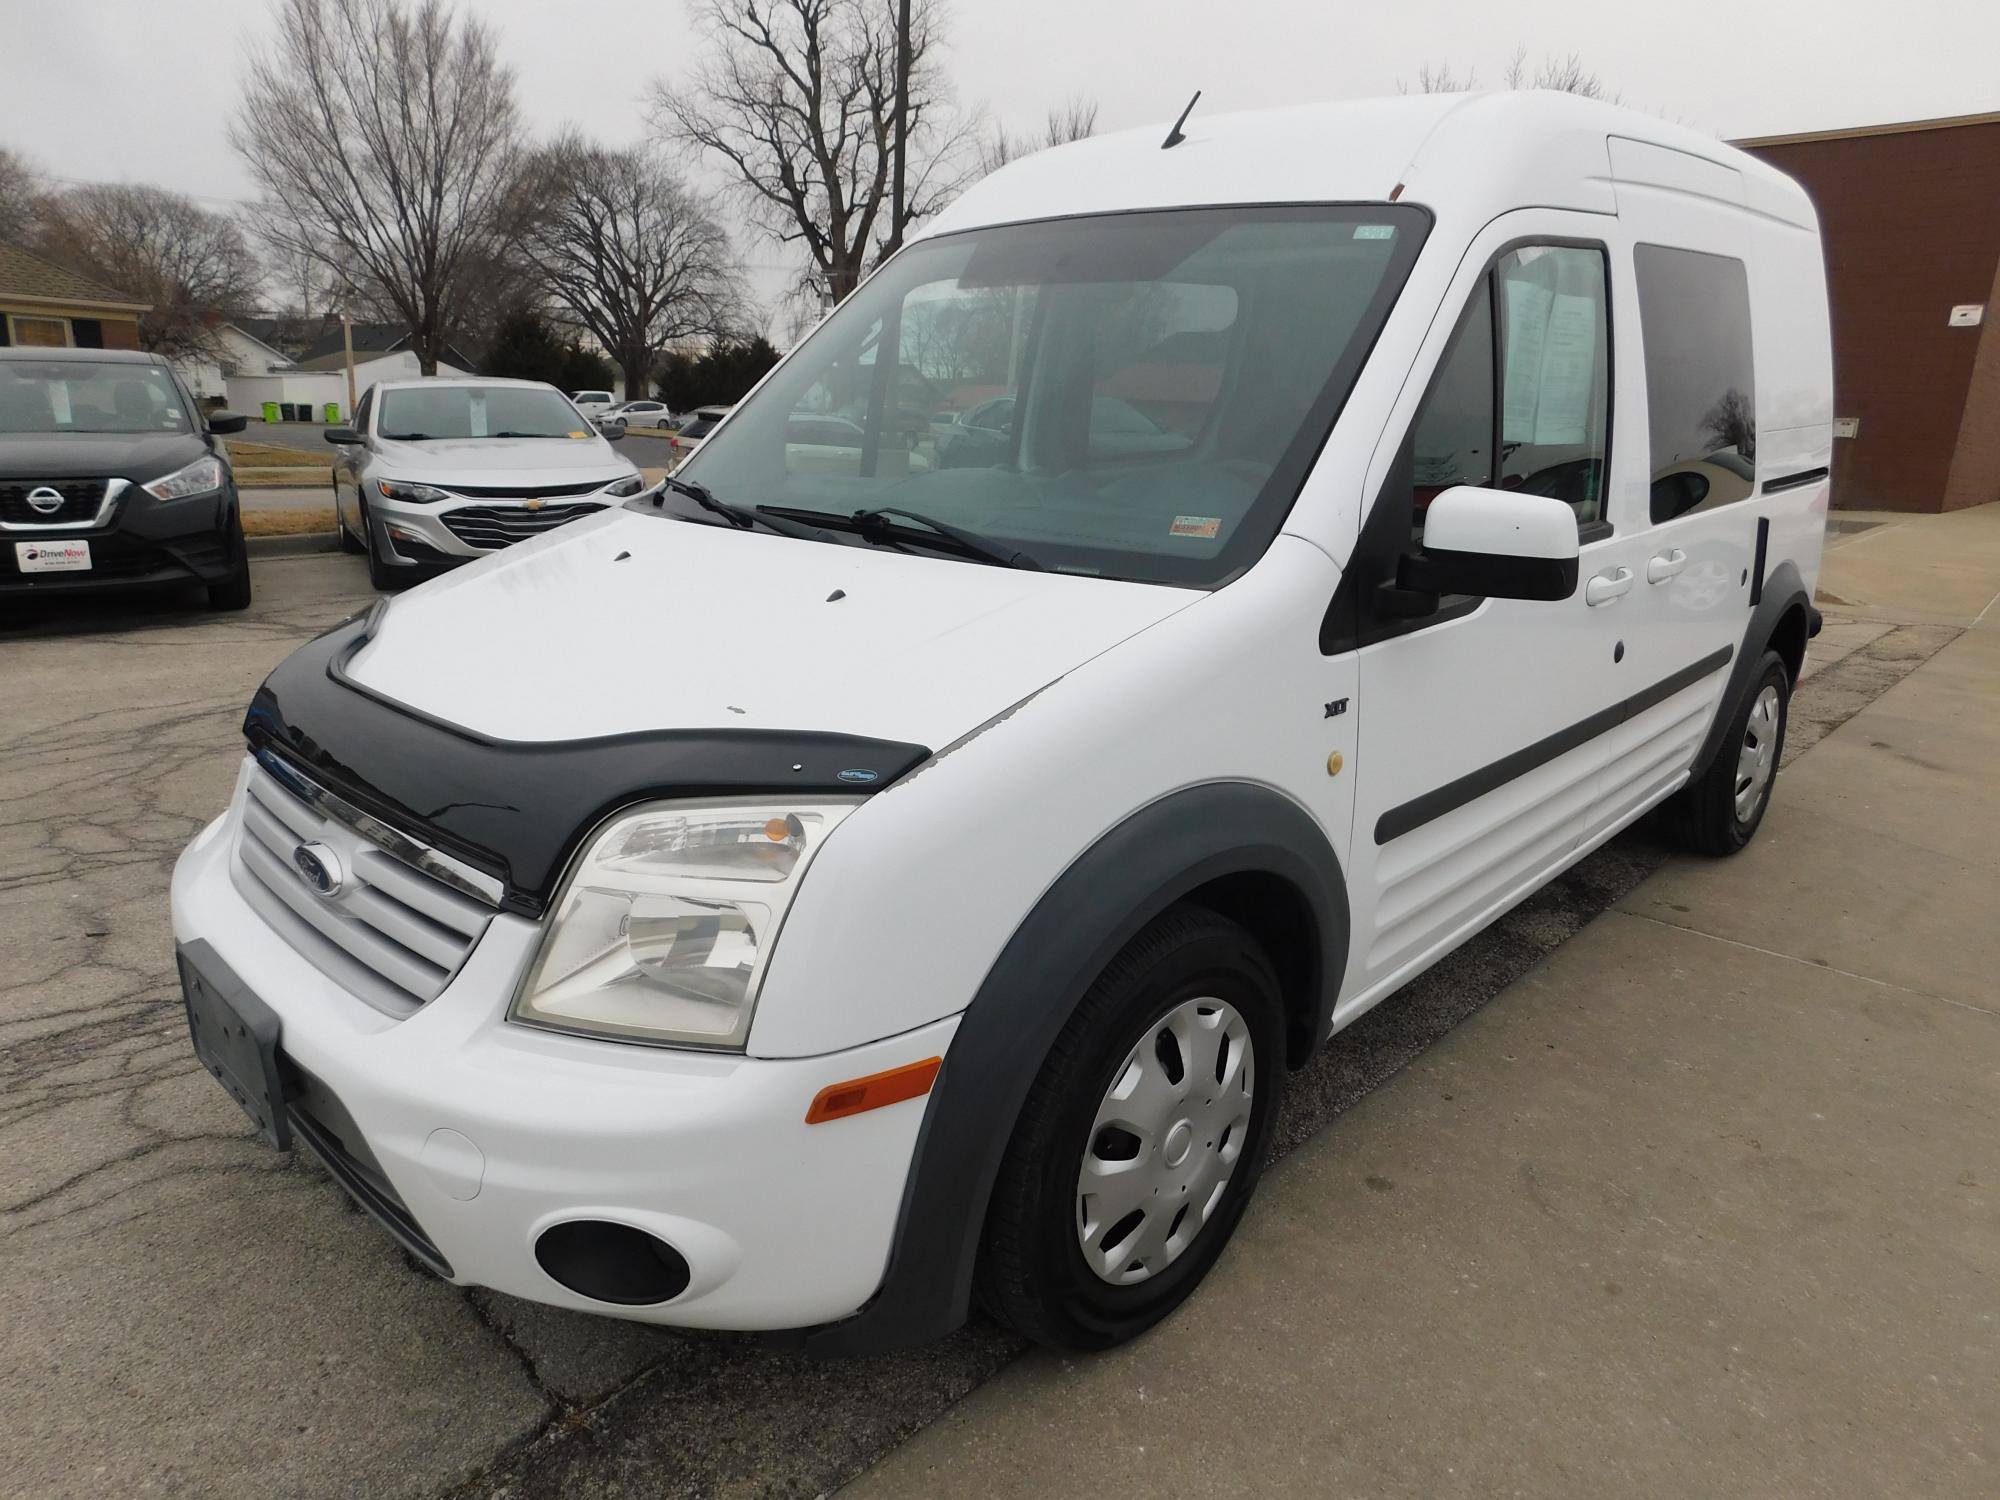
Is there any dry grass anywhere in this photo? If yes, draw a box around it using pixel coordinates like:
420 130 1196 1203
235 466 331 489
243 507 336 538
227 438 329 469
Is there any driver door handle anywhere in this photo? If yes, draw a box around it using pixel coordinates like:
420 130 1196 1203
1585 566 1634 607
1647 548 1688 584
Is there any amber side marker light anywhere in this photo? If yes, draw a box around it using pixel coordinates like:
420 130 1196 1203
805 1056 943 1124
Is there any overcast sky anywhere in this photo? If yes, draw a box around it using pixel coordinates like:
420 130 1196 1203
5 0 1995 311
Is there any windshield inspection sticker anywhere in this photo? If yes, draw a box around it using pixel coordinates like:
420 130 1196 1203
1170 515 1222 539
1354 224 1396 240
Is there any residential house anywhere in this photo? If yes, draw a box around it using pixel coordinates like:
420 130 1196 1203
0 240 149 351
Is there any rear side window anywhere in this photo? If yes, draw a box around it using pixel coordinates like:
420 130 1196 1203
1634 245 1756 523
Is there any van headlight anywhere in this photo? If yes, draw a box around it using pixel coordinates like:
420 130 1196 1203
510 799 859 1049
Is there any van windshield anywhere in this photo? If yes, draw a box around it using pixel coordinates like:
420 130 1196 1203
678 204 1427 586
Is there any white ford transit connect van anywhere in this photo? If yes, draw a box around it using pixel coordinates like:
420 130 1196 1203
172 92 1831 1353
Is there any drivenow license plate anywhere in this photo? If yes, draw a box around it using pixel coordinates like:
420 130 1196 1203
15 539 91 573
179 940 292 1149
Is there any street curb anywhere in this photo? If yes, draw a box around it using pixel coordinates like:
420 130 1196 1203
247 532 341 558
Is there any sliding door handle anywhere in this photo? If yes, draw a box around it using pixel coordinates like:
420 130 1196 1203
1585 566 1634 606
1646 548 1688 584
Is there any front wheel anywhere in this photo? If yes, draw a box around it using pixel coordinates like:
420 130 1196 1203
1663 649 1790 855
360 500 404 592
976 905 1285 1351
206 523 253 610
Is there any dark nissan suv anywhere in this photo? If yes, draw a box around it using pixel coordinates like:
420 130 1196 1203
0 348 252 609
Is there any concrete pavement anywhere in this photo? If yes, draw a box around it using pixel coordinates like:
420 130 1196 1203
848 504 2000 1499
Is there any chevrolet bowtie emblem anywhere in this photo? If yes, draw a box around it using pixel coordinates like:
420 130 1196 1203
525 498 545 511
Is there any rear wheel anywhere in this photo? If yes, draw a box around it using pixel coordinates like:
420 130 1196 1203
1663 649 1790 855
976 905 1285 1351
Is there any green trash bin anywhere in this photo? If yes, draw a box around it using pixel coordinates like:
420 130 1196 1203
262 401 280 424
324 402 341 424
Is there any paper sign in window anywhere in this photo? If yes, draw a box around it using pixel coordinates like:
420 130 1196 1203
1501 278 1552 443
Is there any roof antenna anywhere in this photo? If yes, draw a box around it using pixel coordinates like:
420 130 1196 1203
1162 90 1201 150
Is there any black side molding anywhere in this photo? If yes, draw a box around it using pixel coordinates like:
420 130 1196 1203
1375 646 1734 845
1760 466 1829 495
804 782 1350 1357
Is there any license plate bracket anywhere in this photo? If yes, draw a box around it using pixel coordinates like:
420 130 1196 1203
179 939 292 1150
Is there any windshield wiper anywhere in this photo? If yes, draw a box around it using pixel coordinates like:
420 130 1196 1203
757 505 1042 570
383 432 432 441
492 430 565 439
658 473 829 540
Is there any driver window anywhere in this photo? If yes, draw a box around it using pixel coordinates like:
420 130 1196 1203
1410 245 1610 535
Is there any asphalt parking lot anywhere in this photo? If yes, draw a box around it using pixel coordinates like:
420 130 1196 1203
0 513 1990 1497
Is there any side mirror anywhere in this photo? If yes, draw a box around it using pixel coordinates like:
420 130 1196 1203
1402 486 1580 601
594 418 626 441
206 412 248 435
324 426 362 445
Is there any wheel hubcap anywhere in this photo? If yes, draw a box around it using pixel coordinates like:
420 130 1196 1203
1075 996 1254 1286
1734 684 1781 822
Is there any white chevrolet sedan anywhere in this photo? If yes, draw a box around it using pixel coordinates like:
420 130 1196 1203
327 379 654 589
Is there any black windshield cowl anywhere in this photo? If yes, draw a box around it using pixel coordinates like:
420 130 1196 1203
759 505 1043 570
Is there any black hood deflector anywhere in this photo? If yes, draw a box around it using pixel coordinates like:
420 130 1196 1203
244 617 930 916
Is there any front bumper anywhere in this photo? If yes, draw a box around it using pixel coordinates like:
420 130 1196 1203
0 482 238 594
170 794 955 1330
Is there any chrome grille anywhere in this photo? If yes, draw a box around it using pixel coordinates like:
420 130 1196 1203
0 478 117 528
439 501 607 550
230 762 494 1017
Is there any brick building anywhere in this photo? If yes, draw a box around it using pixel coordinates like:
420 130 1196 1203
1739 112 2000 513
0 241 150 353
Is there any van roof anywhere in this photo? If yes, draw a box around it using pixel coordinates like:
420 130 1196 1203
924 91 1815 239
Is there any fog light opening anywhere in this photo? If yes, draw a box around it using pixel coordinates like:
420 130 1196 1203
534 1220 692 1305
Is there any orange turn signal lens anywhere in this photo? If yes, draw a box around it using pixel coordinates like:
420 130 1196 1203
804 1056 943 1125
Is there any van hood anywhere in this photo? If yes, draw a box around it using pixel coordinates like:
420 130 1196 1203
347 509 1196 748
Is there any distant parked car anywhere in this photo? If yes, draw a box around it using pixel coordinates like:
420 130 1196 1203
0 348 252 609
607 399 674 428
570 389 617 418
667 404 731 468
327 378 654 590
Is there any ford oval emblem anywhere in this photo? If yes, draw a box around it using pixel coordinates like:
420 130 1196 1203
292 841 345 896
836 768 879 785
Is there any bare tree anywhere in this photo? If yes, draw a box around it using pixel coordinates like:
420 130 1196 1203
977 96 1099 176
231 0 521 374
37 185 263 357
1701 387 1756 461
1501 47 1618 101
511 133 746 398
1402 47 1616 100
0 147 44 244
650 0 972 304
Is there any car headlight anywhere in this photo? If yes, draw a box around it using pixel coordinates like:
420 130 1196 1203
510 798 859 1049
376 479 449 503
143 454 225 501
605 473 645 498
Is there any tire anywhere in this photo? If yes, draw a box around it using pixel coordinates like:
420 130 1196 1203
360 500 402 592
1662 649 1790 855
336 476 364 554
205 524 253 611
975 904 1286 1351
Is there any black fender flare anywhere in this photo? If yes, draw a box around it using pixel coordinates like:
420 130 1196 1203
1690 558 1811 778
803 780 1349 1357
